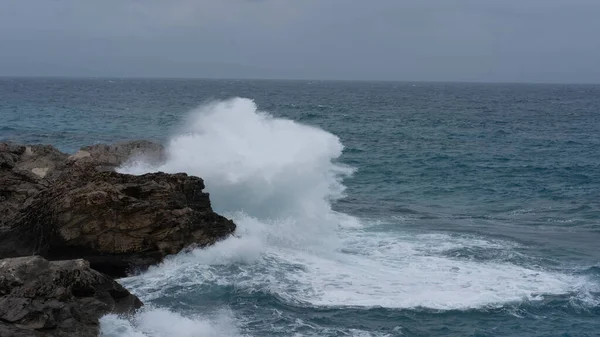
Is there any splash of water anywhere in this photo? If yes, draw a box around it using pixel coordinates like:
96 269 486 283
107 97 595 335
122 97 352 219
100 307 241 337
120 97 354 251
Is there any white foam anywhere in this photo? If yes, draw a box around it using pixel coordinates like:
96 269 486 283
277 241 579 310
115 97 594 317
120 216 586 311
120 97 353 222
100 307 242 337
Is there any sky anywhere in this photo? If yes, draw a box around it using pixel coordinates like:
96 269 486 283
1 0 599 83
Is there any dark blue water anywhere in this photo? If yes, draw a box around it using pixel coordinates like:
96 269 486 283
1 78 599 337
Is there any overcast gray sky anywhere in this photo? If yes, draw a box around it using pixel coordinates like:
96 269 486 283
1 0 599 83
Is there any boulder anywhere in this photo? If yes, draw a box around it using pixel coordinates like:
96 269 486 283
9 161 236 277
0 256 142 337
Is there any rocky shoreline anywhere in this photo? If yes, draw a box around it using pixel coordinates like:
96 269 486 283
0 141 236 336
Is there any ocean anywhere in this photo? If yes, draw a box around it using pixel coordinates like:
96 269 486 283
1 78 599 337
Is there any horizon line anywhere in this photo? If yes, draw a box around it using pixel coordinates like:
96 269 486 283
1 75 599 86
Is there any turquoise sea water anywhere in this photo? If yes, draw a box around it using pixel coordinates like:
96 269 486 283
1 78 599 336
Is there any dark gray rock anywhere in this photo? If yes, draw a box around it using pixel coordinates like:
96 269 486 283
0 256 142 337
7 161 236 277
0 143 68 230
1 141 235 277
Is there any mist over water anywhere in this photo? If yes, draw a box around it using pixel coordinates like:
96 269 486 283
107 97 598 337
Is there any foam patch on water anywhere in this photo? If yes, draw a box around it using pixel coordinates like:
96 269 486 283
276 245 581 310
120 214 589 311
100 307 242 337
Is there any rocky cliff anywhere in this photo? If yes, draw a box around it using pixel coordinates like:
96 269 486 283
1 141 235 276
12 161 236 277
0 141 237 336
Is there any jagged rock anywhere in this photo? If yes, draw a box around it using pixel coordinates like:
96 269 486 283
69 140 165 169
0 256 142 337
1 141 235 277
8 161 235 277
0 144 68 230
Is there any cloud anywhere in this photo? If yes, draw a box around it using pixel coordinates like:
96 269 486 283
1 0 599 82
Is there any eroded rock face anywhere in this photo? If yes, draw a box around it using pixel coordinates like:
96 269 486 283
0 256 142 337
12 161 236 277
1 141 236 277
69 140 165 169
0 143 68 230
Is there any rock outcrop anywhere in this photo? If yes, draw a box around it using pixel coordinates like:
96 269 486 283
0 141 236 277
0 144 68 230
0 256 142 337
68 140 165 169
13 161 235 276
0 140 236 336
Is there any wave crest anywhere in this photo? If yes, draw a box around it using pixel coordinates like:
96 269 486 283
110 97 597 336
